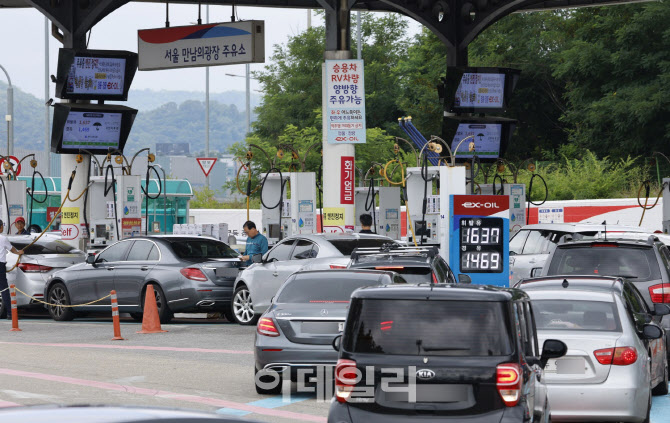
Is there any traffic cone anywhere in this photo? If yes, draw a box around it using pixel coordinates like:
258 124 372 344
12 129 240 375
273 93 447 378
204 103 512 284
136 285 167 334
9 285 21 332
110 290 124 341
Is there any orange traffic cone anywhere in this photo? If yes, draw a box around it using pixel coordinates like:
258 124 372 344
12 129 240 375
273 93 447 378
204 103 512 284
9 285 21 332
136 285 167 334
110 290 124 341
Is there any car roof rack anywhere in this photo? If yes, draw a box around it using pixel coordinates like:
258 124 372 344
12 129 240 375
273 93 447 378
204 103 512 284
351 245 439 260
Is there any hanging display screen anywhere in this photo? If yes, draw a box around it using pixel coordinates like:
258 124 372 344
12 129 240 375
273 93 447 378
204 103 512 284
459 217 504 273
62 111 122 150
454 73 505 109
451 123 502 159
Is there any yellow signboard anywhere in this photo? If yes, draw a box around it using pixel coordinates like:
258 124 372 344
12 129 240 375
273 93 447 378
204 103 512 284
61 207 80 224
322 207 345 227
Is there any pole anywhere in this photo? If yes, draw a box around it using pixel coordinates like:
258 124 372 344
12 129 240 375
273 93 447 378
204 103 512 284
205 5 210 189
308 9 312 28
357 11 361 60
245 63 250 135
45 16 51 176
0 64 13 158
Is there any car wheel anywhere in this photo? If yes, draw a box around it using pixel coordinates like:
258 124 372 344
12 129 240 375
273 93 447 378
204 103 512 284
129 312 144 322
141 284 173 324
48 282 74 321
232 285 258 325
254 367 282 395
652 357 669 396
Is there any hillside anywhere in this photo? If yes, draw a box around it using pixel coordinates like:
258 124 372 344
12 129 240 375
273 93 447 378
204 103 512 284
0 81 258 154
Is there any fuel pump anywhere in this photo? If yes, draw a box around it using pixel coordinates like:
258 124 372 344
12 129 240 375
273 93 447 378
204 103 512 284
260 170 317 245
354 185 402 239
0 179 27 234
405 166 441 245
478 183 526 234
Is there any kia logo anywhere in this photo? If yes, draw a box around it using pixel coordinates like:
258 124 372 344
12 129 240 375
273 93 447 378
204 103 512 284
462 202 500 209
416 369 435 380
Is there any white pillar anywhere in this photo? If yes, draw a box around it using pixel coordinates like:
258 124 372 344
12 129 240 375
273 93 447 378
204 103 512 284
60 154 90 250
322 51 355 232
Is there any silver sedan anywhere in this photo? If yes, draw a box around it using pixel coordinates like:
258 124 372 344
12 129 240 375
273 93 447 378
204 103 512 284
522 276 668 422
232 233 397 325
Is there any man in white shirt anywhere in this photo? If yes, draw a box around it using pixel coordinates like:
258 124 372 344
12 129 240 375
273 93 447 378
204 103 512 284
0 220 24 320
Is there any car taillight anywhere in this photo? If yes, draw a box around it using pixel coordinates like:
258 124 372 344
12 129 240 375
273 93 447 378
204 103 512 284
335 359 359 403
432 272 438 284
591 243 618 247
330 264 347 269
649 284 670 303
180 268 208 281
496 363 521 407
593 347 637 365
374 266 404 270
257 317 280 337
17 263 53 273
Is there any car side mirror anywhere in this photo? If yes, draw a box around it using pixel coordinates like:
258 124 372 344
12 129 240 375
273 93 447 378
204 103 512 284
332 334 342 352
458 274 472 284
642 324 663 340
540 339 568 368
252 254 263 264
86 254 97 265
509 251 516 257
653 304 670 316
530 267 543 277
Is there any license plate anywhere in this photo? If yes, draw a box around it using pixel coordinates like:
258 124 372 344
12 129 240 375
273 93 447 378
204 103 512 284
338 322 345 332
556 358 586 374
215 267 239 278
302 321 339 334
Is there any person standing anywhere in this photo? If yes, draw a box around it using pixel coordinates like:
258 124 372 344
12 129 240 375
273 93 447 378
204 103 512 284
239 221 269 266
14 217 29 235
359 214 374 234
0 220 24 320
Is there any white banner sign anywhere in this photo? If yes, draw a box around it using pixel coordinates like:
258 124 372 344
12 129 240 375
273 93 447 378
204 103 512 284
326 60 366 144
138 21 265 71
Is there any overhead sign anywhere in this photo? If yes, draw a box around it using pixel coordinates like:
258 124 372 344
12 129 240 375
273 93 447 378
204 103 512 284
326 60 366 144
55 49 138 101
0 156 21 177
197 158 217 177
138 21 265 71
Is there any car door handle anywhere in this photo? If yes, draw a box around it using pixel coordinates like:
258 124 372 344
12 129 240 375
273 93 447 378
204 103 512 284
107 267 115 271
141 266 149 271
273 272 279 277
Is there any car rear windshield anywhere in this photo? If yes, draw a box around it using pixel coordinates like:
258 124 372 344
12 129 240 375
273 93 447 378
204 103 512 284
277 276 383 303
329 239 398 256
10 239 80 255
169 239 239 260
532 300 621 332
547 246 661 281
356 266 432 284
345 299 512 356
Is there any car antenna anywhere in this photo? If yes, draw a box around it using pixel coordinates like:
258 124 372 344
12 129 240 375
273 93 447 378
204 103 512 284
562 279 569 288
602 220 607 241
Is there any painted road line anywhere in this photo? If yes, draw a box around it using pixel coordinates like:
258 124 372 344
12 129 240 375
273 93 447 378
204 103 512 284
0 342 253 355
651 386 669 423
0 368 325 423
216 393 315 416
0 400 21 407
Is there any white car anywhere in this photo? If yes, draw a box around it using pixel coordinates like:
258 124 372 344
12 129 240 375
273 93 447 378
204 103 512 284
231 233 397 325
509 223 647 286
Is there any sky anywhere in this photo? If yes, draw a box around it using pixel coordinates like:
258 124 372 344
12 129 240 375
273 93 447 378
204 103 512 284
0 3 420 100
0 3 318 99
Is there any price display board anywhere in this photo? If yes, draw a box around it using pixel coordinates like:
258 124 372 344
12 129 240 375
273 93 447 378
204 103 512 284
444 67 521 114
449 195 510 286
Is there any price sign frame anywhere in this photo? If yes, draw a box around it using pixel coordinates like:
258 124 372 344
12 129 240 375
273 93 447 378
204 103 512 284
449 195 510 286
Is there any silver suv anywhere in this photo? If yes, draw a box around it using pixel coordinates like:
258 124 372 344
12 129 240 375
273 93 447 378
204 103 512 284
509 223 646 286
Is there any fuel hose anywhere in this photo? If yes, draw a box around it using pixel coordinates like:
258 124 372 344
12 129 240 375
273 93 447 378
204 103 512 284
637 180 666 226
141 165 163 235
104 164 120 242
27 169 48 231
365 178 378 234
383 159 417 247
260 167 287 241
526 173 548 223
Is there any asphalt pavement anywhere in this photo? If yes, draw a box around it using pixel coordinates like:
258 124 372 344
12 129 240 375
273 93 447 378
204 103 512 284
0 312 667 422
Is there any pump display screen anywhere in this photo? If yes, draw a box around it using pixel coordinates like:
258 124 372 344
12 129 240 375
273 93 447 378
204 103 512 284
451 123 502 159
459 218 504 273
62 111 122 150
66 56 126 96
454 73 505 109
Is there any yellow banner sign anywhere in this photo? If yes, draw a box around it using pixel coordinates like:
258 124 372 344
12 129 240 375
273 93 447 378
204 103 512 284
322 208 345 227
61 207 80 224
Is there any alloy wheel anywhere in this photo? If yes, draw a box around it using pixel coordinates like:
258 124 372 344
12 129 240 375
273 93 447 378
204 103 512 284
233 288 254 323
50 286 67 318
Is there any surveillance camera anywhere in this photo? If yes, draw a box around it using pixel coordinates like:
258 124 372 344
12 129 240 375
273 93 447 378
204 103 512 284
45 98 54 106
50 75 56 83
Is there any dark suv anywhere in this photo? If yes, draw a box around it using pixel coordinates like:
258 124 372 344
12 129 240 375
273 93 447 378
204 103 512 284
537 236 670 354
348 246 462 284
328 284 567 423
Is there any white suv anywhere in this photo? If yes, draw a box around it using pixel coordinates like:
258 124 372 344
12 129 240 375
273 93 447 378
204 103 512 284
509 223 647 286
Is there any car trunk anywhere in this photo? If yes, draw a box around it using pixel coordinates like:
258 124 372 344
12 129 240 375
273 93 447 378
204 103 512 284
538 332 619 384
275 303 348 345
195 259 241 287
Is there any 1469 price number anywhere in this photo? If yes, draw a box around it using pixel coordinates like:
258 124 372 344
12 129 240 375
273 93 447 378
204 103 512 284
461 252 502 271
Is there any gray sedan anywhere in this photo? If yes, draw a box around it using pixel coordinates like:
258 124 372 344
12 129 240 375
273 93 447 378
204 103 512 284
522 276 669 422
0 234 85 316
44 236 241 323
254 269 406 394
232 233 398 325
